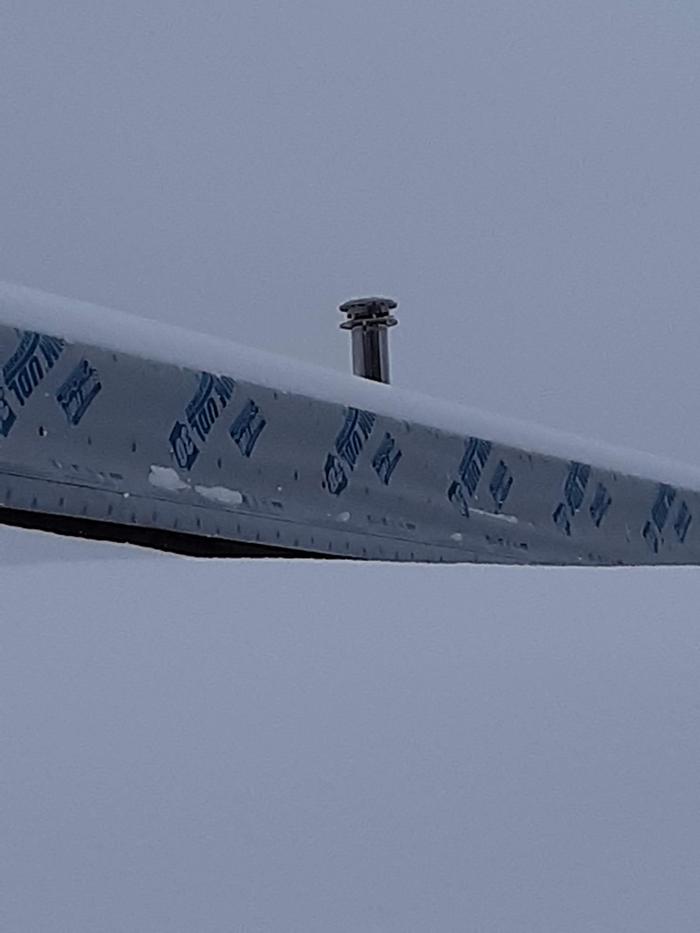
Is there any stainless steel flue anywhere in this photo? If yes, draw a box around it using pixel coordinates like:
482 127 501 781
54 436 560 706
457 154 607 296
338 297 398 384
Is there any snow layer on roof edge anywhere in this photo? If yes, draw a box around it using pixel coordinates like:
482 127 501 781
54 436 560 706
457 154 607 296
1 279 699 492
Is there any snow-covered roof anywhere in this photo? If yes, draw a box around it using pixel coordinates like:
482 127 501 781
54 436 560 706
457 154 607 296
2 279 700 491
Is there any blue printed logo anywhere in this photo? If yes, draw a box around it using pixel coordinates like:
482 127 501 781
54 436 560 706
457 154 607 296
642 484 691 552
324 452 350 496
323 408 376 496
589 482 612 528
553 461 591 536
447 480 470 518
230 398 267 458
170 372 235 471
642 484 675 553
447 436 492 518
489 460 513 513
56 359 102 426
170 421 199 471
674 501 692 543
372 432 402 485
3 331 64 408
0 386 17 438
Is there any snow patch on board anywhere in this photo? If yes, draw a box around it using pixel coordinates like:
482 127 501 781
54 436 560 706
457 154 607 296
149 465 189 492
194 484 244 507
470 507 519 525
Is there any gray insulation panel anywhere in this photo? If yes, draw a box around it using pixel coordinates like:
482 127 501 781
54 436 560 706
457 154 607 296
0 320 696 564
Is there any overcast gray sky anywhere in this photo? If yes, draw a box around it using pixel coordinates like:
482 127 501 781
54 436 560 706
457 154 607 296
2 1 699 462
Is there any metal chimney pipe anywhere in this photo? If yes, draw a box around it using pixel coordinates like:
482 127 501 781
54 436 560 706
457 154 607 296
338 297 398 384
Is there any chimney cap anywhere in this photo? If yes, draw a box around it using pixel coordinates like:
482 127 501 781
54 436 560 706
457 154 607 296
338 297 398 329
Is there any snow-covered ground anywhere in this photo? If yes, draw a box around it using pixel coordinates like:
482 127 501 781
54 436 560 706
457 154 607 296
2 528 700 931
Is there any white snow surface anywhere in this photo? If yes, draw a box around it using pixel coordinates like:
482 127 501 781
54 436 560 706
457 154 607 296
3 279 700 491
148 465 189 493
2 526 700 931
148 465 244 505
193 484 245 507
